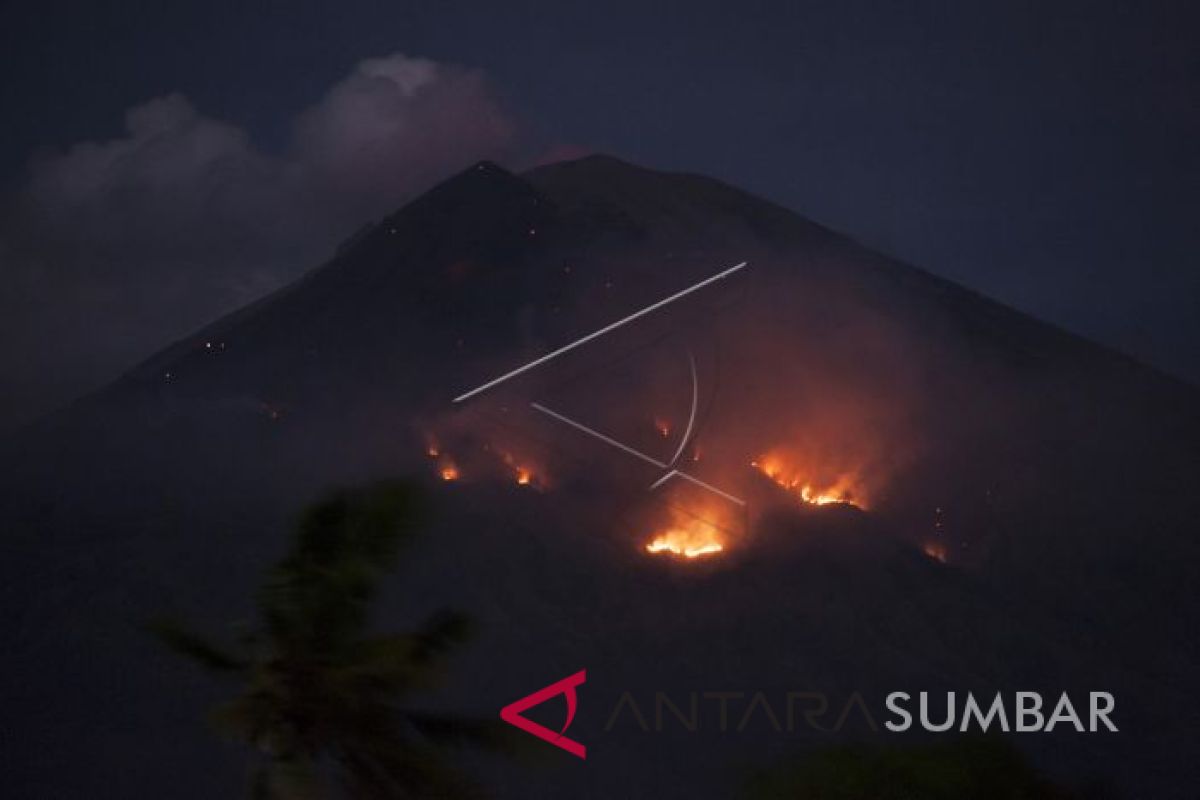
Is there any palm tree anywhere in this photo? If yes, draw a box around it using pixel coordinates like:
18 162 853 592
150 481 506 799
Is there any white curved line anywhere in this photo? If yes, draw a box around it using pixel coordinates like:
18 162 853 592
667 350 698 467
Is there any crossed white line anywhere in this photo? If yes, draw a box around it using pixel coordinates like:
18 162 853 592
530 402 745 506
453 261 748 506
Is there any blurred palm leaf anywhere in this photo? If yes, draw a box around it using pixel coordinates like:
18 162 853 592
149 480 502 799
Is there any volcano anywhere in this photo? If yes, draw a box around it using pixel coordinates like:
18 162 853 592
3 155 1198 798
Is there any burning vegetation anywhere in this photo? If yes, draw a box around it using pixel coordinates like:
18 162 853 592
422 420 883 562
751 452 867 509
502 451 539 488
422 430 545 490
645 524 724 559
425 438 460 481
644 504 735 560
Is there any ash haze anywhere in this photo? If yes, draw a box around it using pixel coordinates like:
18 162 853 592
0 51 519 431
1 1 1198 433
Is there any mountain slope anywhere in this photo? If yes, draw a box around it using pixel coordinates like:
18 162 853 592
3 155 1198 798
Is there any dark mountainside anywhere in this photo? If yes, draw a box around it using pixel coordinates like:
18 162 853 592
2 155 1198 798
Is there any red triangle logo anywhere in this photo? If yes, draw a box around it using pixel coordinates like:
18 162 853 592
499 669 587 759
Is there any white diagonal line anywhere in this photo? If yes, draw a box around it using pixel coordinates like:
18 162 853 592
535 401 746 506
650 469 745 506
453 261 747 403
530 402 667 468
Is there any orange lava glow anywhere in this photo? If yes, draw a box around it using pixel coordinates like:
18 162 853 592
654 417 671 438
515 467 532 486
439 462 459 481
751 452 866 509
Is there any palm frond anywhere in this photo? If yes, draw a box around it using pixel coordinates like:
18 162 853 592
150 481 507 798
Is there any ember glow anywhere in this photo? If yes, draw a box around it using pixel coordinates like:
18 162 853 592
922 541 948 563
751 453 866 509
501 452 539 488
654 417 672 438
420 424 548 489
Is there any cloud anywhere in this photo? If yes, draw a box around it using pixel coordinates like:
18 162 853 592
292 55 516 218
0 54 519 430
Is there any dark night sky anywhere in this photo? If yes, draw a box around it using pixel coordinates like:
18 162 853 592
0 1 1196 429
